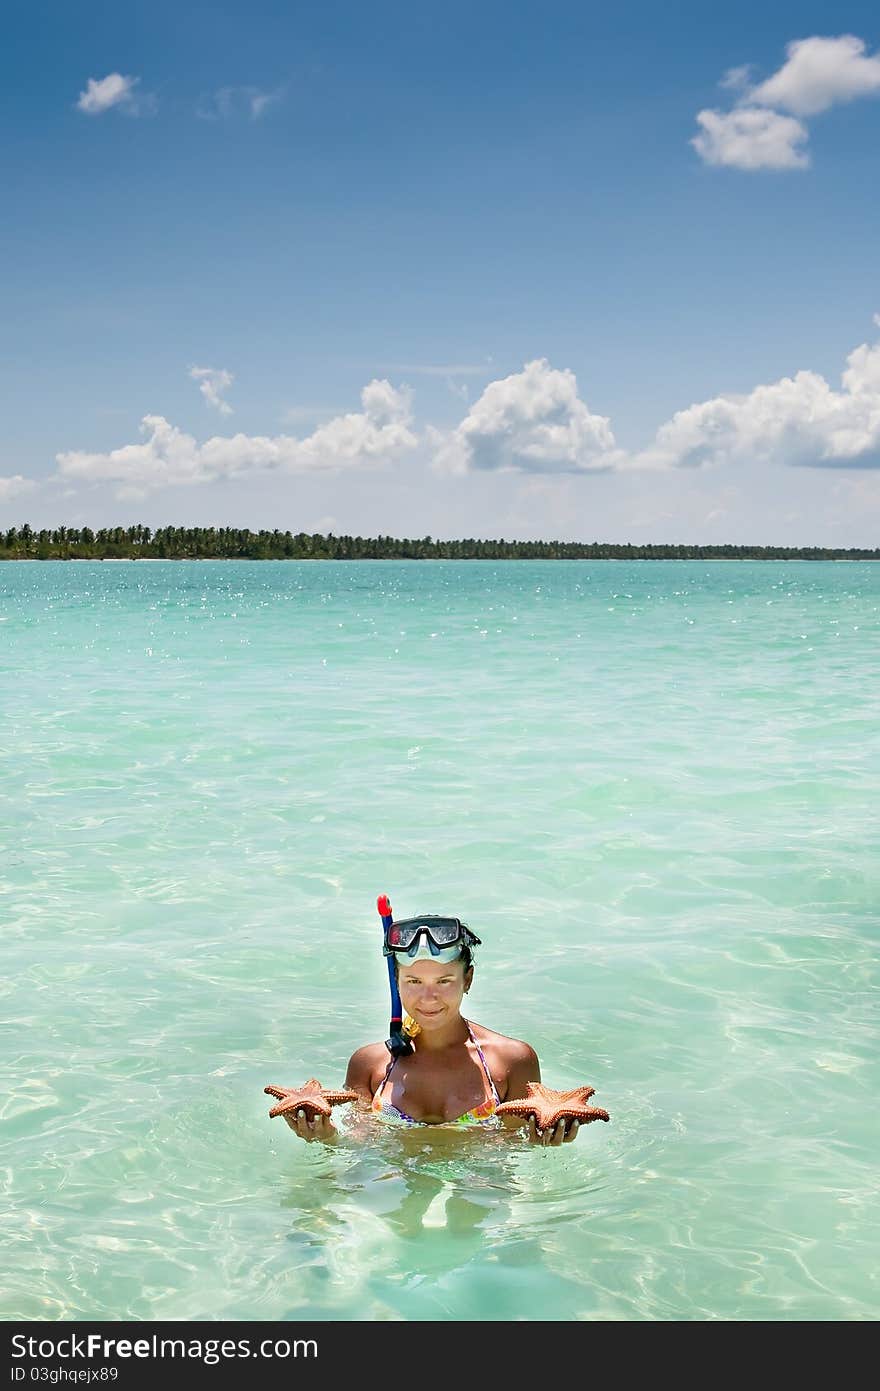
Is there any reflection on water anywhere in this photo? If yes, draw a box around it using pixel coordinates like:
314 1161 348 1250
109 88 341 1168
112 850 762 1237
271 1114 615 1320
5 560 879 1320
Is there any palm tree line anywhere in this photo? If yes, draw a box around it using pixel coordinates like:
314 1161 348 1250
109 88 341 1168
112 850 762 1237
1 524 877 561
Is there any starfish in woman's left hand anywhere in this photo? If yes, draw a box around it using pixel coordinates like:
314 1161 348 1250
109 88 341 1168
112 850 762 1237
495 1081 610 1130
264 1078 358 1120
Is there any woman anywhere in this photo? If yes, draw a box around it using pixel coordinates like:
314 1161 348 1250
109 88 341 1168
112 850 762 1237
283 912 581 1148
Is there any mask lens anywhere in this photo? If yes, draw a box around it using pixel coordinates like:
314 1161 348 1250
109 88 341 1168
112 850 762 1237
387 922 418 949
429 918 461 945
385 917 462 950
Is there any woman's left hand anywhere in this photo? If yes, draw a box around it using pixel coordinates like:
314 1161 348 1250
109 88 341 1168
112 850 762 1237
527 1116 579 1146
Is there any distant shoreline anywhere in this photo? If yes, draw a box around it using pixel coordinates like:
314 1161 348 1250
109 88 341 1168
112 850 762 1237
2 554 878 563
2 526 879 563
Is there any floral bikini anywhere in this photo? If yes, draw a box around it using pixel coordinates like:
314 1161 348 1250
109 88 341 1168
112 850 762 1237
371 1021 501 1127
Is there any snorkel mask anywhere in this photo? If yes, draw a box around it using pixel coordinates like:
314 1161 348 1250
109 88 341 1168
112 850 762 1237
377 896 481 1056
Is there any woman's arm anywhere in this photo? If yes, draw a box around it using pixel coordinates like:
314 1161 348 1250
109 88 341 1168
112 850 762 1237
501 1041 541 1100
499 1040 579 1147
280 1044 384 1146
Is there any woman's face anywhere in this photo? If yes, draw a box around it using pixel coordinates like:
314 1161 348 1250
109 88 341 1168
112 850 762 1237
397 959 472 1030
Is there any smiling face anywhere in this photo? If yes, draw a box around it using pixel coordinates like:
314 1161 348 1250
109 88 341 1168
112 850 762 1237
396 957 473 1030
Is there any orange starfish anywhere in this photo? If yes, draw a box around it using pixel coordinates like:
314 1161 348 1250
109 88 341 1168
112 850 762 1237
264 1078 358 1120
495 1082 610 1129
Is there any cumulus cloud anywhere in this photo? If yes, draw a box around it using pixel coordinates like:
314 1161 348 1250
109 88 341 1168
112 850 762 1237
431 359 618 475
55 381 416 497
691 106 810 169
632 338 880 471
0 475 36 502
693 34 880 171
52 333 880 502
433 333 880 477
76 73 152 116
196 86 283 120
747 34 880 116
190 365 234 415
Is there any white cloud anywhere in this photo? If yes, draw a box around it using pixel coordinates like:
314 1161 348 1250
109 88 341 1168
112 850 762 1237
694 34 880 172
720 65 753 92
747 35 880 116
0 475 36 502
249 91 278 118
691 106 810 169
435 335 880 477
632 338 880 471
55 381 416 497
52 335 880 504
431 359 618 475
76 73 151 116
190 365 234 415
197 86 283 120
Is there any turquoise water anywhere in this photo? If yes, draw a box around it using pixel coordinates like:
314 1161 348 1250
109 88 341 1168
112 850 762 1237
2 558 878 1322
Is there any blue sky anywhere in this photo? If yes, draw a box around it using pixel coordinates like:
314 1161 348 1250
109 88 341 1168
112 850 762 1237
3 0 880 544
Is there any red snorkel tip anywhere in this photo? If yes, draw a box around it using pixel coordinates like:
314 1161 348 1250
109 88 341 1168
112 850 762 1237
377 894 392 918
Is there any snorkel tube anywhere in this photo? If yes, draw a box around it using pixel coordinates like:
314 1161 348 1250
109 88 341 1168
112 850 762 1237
377 894 416 1058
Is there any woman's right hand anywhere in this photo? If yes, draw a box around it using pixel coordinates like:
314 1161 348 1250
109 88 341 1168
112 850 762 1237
283 1109 338 1144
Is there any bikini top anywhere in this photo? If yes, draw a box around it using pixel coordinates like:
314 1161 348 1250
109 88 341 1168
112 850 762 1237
371 1020 501 1127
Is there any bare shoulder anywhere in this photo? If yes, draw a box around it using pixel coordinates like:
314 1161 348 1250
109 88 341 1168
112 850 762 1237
468 1022 540 1087
343 1041 389 1098
469 1021 537 1061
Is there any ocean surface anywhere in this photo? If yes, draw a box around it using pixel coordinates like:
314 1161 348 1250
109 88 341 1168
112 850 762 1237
2 558 878 1323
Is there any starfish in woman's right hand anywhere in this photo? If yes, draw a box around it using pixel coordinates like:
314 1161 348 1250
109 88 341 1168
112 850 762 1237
264 1078 357 1120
